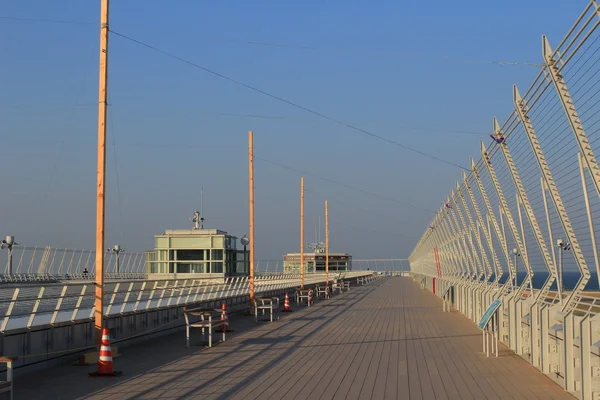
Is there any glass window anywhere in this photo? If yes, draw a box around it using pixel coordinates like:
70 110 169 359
177 263 191 273
156 250 168 261
190 263 208 273
211 249 224 261
236 260 248 274
212 262 223 273
177 250 204 261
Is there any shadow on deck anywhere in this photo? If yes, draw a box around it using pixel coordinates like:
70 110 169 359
15 277 572 400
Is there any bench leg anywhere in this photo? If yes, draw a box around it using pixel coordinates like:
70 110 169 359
209 330 212 348
186 325 190 348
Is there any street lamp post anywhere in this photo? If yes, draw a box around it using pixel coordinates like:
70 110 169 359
1 236 19 276
556 238 571 303
241 234 253 301
107 244 125 274
241 234 250 274
512 248 520 290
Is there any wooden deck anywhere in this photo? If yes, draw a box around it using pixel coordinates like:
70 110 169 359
16 277 573 399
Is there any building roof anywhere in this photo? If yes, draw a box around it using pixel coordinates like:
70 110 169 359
284 252 351 257
159 229 229 236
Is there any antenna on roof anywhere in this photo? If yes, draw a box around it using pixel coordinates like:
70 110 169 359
190 187 205 230
308 241 326 254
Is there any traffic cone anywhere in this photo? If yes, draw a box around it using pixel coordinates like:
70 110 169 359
216 303 232 332
89 328 122 377
282 292 293 312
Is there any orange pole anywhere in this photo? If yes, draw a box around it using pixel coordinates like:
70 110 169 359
249 131 255 301
300 177 305 289
94 0 110 345
325 200 329 288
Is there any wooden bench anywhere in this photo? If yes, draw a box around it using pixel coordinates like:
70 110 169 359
254 297 279 322
183 307 226 348
0 357 16 400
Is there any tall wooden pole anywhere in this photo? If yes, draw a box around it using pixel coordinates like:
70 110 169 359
95 0 110 345
248 131 255 302
300 177 305 289
325 200 329 288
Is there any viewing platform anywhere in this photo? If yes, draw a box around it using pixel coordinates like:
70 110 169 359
15 277 570 399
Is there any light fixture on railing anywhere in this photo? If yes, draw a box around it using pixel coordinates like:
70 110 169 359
512 248 520 288
0 236 19 276
556 238 571 303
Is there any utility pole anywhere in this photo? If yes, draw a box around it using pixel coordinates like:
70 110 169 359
301 177 305 289
248 131 255 302
95 0 110 345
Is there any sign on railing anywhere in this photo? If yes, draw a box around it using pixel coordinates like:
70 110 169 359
477 299 502 330
441 285 452 299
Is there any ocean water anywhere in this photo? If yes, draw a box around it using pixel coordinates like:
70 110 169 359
489 271 600 291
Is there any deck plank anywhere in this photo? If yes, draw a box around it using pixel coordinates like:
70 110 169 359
14 277 574 400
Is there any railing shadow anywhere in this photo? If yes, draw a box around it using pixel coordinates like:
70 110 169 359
72 279 382 400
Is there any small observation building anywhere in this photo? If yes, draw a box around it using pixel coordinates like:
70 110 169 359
283 252 352 274
145 220 248 279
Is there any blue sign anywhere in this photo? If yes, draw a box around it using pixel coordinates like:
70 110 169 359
477 299 502 330
441 286 452 299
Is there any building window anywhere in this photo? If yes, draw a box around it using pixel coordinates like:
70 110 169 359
211 249 224 261
190 263 208 273
177 263 191 273
212 262 223 273
177 250 204 261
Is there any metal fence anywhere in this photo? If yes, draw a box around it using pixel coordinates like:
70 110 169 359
0 246 145 277
0 271 373 332
409 2 600 399
254 258 409 274
0 247 408 282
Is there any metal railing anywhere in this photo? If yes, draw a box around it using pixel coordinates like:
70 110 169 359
0 246 146 277
408 2 600 398
0 271 373 332
0 247 408 282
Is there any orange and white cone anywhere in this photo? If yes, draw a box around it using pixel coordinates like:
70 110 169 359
282 292 293 312
216 303 231 332
89 328 122 377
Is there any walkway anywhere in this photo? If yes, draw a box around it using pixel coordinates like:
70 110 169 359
16 277 572 399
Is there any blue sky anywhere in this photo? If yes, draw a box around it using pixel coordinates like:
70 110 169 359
0 0 584 260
